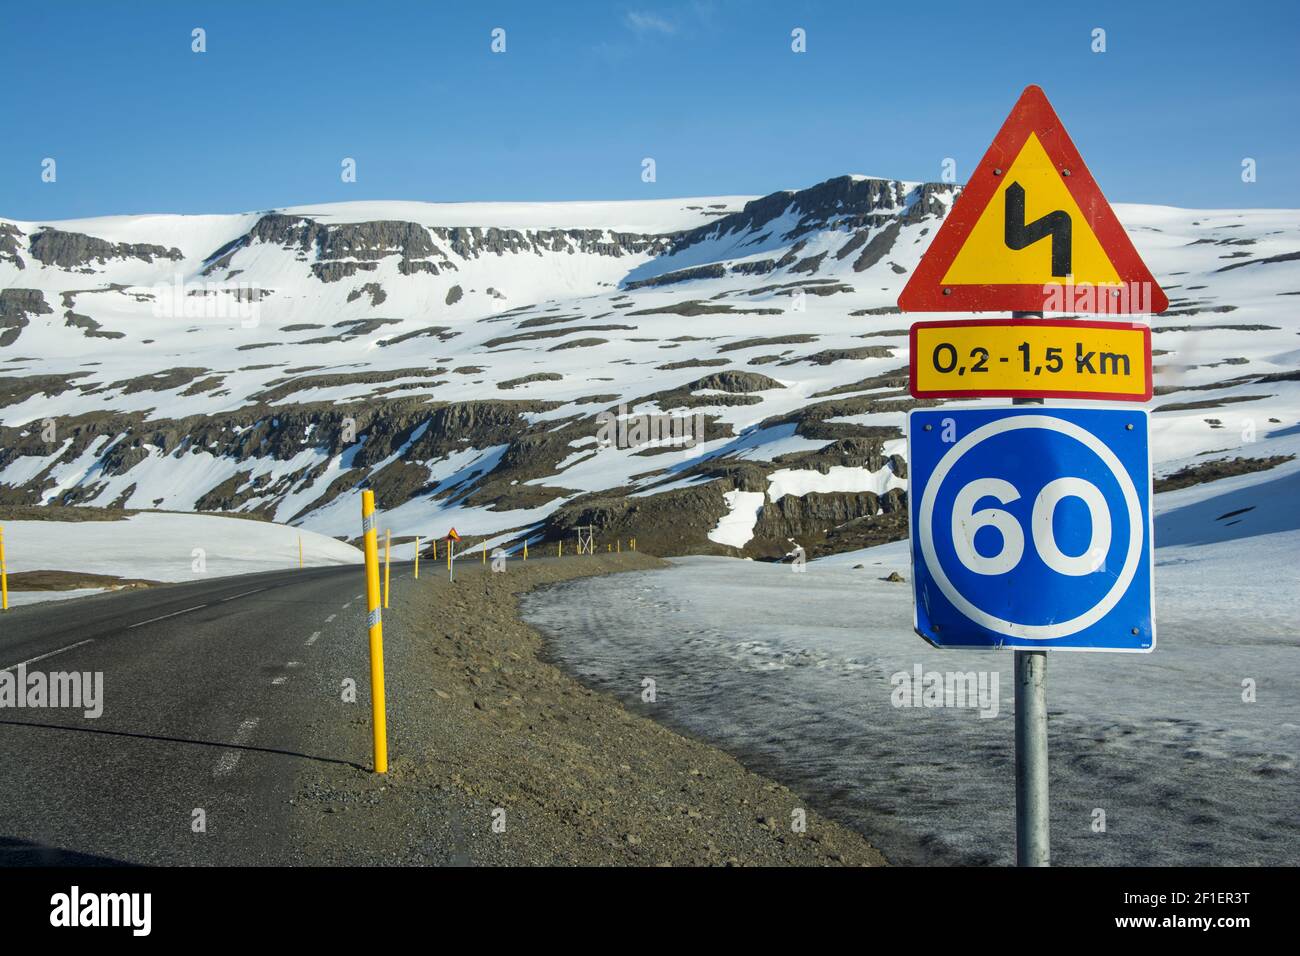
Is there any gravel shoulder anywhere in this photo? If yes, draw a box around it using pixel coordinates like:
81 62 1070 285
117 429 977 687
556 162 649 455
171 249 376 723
288 552 885 866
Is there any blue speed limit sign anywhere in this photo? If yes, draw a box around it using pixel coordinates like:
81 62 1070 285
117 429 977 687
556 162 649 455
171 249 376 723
908 407 1154 652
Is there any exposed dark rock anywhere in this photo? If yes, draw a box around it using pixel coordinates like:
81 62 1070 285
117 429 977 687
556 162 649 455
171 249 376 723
656 358 730 371
515 313 585 329
624 263 727 290
64 311 125 339
103 367 211 395
790 251 827 274
484 325 633 349
29 229 183 270
780 346 895 366
627 301 782 317
0 371 91 407
252 367 442 403
718 333 818 353
852 221 902 272
498 372 564 390
0 222 25 269
311 261 376 282
0 288 53 347
1214 250 1300 273
346 282 387 306
203 214 451 280
689 371 784 393
1155 455 1294 493
377 326 458 347
548 338 608 351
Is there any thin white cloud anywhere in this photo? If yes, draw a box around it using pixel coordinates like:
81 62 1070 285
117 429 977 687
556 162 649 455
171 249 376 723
624 10 677 35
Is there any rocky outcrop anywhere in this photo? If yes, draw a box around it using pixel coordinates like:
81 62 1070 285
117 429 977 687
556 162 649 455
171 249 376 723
346 282 387 306
0 222 25 269
498 372 563 390
0 288 53 346
757 490 908 560
64 310 124 339
689 370 784 393
665 176 952 258
29 229 183 270
624 263 726 289
540 483 732 558
431 226 671 262
204 214 453 280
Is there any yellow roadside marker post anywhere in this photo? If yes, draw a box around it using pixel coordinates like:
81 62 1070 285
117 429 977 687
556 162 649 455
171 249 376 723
360 492 388 774
0 526 8 611
433 538 437 561
523 540 528 561
414 536 420 579
558 540 562 558
482 542 486 565
631 537 637 551
617 539 621 553
383 529 391 609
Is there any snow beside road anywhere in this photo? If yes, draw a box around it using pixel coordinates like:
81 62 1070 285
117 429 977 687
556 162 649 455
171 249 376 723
523 458 1300 866
3 588 108 607
1 512 362 592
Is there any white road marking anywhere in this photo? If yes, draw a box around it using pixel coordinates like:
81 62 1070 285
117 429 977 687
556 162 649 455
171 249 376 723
306 631 320 646
271 676 288 686
213 717 260 777
343 601 352 609
128 604 207 629
220 587 266 602
324 614 336 623
1 639 94 672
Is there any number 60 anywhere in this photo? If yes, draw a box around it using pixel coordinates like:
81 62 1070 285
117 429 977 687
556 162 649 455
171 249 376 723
951 477 1111 576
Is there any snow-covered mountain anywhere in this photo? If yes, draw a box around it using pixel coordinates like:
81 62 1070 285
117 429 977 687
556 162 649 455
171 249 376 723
2 175 1297 555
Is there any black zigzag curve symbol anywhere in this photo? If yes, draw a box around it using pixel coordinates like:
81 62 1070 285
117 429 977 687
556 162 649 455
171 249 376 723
1004 181 1072 277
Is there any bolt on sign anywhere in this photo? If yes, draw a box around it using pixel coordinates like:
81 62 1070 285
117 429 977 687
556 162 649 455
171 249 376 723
898 85 1168 316
909 318 1152 401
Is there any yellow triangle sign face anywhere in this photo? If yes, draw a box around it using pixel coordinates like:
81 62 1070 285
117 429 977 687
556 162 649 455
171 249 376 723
941 133 1121 286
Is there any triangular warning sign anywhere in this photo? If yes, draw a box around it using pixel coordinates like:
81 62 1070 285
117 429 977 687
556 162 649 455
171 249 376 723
447 527 460 541
899 86 1167 315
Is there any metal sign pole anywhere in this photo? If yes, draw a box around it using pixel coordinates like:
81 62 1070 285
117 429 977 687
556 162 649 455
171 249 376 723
1015 649 1049 865
1012 308 1050 866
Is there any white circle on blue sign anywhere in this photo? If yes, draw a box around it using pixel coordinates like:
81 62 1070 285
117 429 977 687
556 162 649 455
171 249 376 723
917 414 1143 640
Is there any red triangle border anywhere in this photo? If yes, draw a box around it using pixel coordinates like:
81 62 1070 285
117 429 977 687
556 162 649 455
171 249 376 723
898 85 1168 315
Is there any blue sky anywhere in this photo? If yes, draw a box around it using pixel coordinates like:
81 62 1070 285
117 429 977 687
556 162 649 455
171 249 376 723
1 0 1296 219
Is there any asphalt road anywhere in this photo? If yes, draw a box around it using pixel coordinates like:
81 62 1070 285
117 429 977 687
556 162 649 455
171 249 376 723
0 561 406 865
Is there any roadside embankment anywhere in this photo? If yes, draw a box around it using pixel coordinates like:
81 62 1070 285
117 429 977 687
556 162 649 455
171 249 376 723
290 552 885 866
